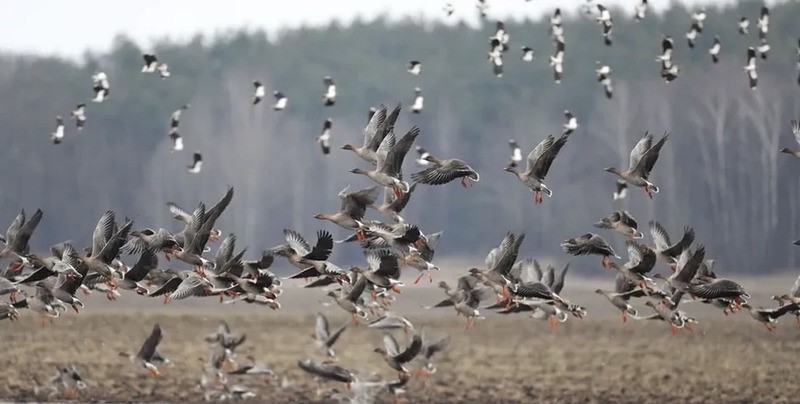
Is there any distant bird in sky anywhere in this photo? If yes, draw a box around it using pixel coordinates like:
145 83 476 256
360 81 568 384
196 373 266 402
407 60 421 76
252 81 265 105
273 91 287 111
738 16 749 35
492 21 510 52
318 118 332 155
91 71 110 103
488 39 504 78
563 110 578 135
411 88 423 114
323 76 336 106
508 140 522 168
661 61 679 83
415 146 430 167
686 21 700 49
656 36 674 66
170 131 183 153
521 46 535 62
550 39 565 84
443 3 454 17
691 8 706 31
70 104 86 131
635 0 648 21
476 0 488 19
709 36 721 64
550 8 562 27
596 4 613 46
613 180 628 200
595 63 613 99
142 54 159 73
170 104 189 130
744 47 758 90
51 116 64 144
157 63 170 79
757 39 770 60
187 152 202 174
757 6 769 40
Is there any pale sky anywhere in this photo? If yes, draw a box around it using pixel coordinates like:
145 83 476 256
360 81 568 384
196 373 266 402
0 0 730 58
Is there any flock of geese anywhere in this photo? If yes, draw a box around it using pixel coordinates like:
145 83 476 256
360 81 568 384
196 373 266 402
13 0 800 401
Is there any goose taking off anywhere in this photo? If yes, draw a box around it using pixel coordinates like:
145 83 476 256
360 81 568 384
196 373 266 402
318 118 332 155
188 152 202 174
323 76 336 106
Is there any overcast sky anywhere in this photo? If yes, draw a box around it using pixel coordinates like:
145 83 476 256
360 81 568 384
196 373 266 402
0 0 732 58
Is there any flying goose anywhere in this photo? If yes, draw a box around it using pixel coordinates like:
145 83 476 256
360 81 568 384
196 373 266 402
318 118 332 155
91 71 110 102
561 233 618 268
476 0 488 19
351 127 418 197
652 246 706 294
341 104 397 163
504 133 570 203
605 132 669 198
252 81 265 105
119 324 166 378
272 229 334 270
327 274 368 324
314 185 379 234
1 208 43 270
691 8 706 29
405 230 442 284
51 116 65 144
741 303 798 331
656 36 674 65
634 0 647 21
188 152 202 173
412 153 479 188
661 61 679 82
323 76 336 106
550 39 565 83
297 359 354 387
508 140 522 168
273 91 287 111
550 8 562 28
779 120 800 159
709 36 721 64
367 314 415 333
368 184 416 223
491 21 509 52
141 54 168 76
313 312 347 358
744 47 757 90
521 46 535 62
411 88 423 113
70 104 86 131
407 60 421 75
594 211 643 239
157 63 170 79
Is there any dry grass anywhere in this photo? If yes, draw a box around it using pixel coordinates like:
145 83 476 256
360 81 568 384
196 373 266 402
1 307 800 403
